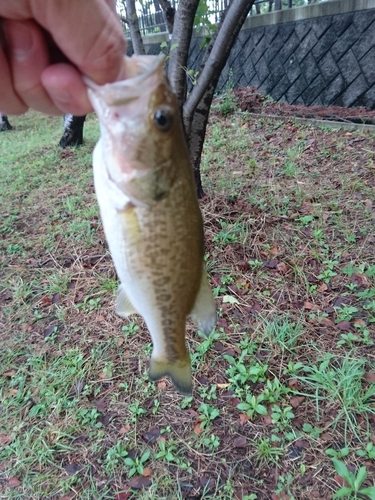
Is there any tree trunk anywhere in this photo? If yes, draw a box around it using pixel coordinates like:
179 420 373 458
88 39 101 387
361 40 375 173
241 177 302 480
182 0 255 197
125 0 145 54
167 0 200 108
0 113 13 131
58 114 86 147
158 0 175 33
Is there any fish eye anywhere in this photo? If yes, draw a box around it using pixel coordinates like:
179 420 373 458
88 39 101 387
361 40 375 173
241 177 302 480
154 107 173 132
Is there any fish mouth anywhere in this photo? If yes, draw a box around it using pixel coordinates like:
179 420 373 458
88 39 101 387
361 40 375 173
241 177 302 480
84 55 165 107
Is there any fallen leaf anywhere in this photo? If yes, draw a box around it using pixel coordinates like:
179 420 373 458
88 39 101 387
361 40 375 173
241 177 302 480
233 436 247 448
239 413 249 425
97 315 105 322
128 475 152 489
0 433 13 447
194 422 204 435
263 259 278 268
269 246 279 256
119 424 131 435
52 293 60 304
289 396 305 408
142 467 152 477
320 317 335 328
294 439 309 449
354 318 366 327
304 301 319 311
364 199 373 210
199 476 216 490
116 493 131 500
318 283 328 293
276 262 288 273
336 321 352 331
8 476 21 488
44 325 56 338
102 412 117 426
217 383 230 389
320 433 331 441
334 474 348 487
214 342 224 352
157 380 167 391
64 463 81 476
143 428 160 443
364 373 375 383
288 378 301 390
42 296 52 305
263 415 273 425
222 295 239 305
96 400 107 413
272 493 291 500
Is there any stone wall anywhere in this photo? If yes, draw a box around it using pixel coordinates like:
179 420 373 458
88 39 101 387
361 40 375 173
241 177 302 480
129 0 375 109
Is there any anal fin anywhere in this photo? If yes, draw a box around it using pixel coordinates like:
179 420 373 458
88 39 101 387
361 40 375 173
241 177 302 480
190 268 216 336
116 284 137 317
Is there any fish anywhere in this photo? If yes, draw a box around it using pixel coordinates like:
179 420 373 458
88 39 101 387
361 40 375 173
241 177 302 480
84 55 216 396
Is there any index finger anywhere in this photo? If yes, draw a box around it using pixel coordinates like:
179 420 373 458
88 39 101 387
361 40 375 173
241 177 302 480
0 0 127 84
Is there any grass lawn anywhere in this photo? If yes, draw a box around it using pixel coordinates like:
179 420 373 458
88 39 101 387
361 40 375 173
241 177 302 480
1 102 375 499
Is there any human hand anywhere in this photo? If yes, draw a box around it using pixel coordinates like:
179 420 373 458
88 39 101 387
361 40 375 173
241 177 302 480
0 0 126 116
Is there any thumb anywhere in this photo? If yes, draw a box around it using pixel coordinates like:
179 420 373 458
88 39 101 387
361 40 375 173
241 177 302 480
30 0 127 84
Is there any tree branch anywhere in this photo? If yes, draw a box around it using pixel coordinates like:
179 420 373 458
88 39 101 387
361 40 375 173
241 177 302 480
167 0 200 108
124 0 145 54
183 0 254 128
158 0 175 33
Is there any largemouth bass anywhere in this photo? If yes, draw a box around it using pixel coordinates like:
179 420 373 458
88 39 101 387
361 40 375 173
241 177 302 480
85 55 216 396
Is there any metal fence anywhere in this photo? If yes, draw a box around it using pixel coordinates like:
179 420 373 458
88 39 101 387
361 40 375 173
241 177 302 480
118 0 336 37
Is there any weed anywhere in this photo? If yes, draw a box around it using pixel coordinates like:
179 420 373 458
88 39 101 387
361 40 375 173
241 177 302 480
271 405 295 431
254 436 284 466
197 402 220 427
298 353 375 440
237 393 268 418
332 458 375 499
123 449 150 477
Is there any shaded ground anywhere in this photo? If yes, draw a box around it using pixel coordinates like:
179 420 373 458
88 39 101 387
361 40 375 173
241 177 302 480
234 87 375 125
1 106 375 500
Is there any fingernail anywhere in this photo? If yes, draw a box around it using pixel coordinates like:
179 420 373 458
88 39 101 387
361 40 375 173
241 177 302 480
48 89 72 107
6 21 33 62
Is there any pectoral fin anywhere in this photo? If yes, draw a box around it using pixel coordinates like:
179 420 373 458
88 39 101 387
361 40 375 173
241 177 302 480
149 356 192 396
116 284 137 317
190 269 216 336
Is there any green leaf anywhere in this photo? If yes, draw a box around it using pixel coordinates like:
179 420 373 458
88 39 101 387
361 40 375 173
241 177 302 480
326 449 338 457
332 486 354 498
359 486 375 499
255 404 268 415
222 295 239 304
332 459 351 482
354 466 367 490
237 403 250 411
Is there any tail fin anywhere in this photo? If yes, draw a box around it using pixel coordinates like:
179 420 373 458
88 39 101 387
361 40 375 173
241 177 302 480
149 357 192 396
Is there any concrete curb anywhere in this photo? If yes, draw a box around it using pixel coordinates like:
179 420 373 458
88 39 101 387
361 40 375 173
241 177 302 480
242 112 375 132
